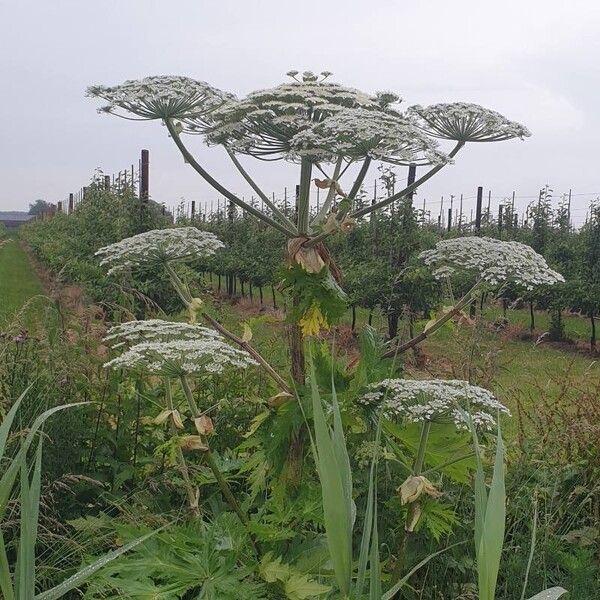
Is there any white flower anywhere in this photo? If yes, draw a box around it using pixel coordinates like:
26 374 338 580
95 227 224 275
359 378 509 430
204 71 392 160
87 75 233 127
103 319 221 349
408 103 531 142
419 237 564 290
104 338 258 376
289 108 449 165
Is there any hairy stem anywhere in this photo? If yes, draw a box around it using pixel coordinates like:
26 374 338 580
297 158 313 234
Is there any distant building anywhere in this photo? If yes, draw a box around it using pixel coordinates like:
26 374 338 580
0 212 35 230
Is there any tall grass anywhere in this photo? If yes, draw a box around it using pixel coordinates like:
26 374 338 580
0 391 159 599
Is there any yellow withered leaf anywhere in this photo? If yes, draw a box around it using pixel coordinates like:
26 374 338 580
194 415 214 435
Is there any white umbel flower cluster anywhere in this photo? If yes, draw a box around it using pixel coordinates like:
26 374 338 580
104 319 221 348
419 237 564 290
204 71 395 160
95 227 224 275
104 336 257 376
360 378 509 429
409 103 531 142
289 108 449 166
87 75 233 126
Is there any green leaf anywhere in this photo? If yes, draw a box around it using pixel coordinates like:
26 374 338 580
527 588 568 600
478 418 505 600
283 573 330 600
259 553 292 584
308 354 353 597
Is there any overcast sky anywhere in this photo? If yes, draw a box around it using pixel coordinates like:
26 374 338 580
1 0 599 223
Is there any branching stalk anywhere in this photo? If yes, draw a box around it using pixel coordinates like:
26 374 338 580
226 149 298 232
164 262 291 393
164 119 297 237
310 157 344 228
352 142 464 219
382 278 485 358
165 378 199 516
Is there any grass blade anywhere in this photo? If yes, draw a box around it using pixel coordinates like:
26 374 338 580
381 541 466 600
34 526 166 600
308 354 352 596
527 588 568 600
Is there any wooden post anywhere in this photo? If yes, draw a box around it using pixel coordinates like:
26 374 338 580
140 149 149 201
498 204 504 234
475 186 483 233
407 163 417 201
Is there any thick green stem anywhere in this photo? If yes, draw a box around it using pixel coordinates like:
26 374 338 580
164 119 296 237
348 157 372 200
297 158 313 234
165 379 199 516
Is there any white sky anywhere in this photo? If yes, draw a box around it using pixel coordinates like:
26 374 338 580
1 0 599 223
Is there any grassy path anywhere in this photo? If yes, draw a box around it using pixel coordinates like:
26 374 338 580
0 236 46 328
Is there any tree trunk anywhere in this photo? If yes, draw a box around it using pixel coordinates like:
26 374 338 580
502 298 508 319
591 312 596 351
218 274 222 293
388 313 399 340
249 282 253 302
351 305 357 331
469 298 477 319
529 301 535 332
271 285 277 309
240 279 245 297
259 286 264 305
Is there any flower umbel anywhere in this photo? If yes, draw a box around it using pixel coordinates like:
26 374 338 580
104 338 258 377
409 102 531 142
87 75 234 127
103 319 221 349
95 227 224 275
418 236 564 290
360 378 509 430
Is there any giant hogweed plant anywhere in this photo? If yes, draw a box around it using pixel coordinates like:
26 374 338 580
87 70 533 384
88 181 568 596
